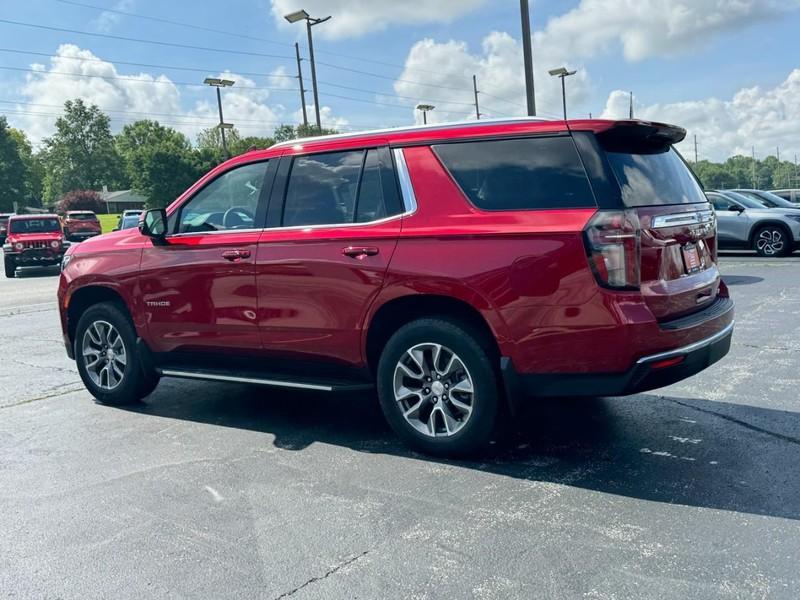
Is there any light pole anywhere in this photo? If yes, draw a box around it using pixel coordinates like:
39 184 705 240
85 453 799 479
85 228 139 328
548 67 576 120
285 9 330 130
203 77 235 159
519 0 536 116
416 104 435 125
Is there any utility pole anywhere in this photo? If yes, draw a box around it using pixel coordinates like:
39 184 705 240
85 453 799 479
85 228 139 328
519 0 536 116
752 146 757 188
777 146 780 162
629 91 634 119
694 135 698 164
294 43 308 127
472 74 481 120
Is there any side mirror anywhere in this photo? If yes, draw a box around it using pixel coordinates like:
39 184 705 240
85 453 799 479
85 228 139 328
728 205 743 212
139 208 168 238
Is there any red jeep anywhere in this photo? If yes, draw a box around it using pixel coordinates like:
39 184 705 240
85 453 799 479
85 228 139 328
58 118 733 455
4 214 67 278
62 210 102 241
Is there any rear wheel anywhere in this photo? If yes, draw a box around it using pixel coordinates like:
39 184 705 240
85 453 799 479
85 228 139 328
74 302 159 405
4 256 15 278
753 225 790 257
376 317 500 457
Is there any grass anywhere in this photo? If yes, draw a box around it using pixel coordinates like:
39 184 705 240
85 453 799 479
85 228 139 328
98 214 120 234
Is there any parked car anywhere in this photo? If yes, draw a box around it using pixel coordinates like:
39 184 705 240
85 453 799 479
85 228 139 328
769 189 800 204
62 210 102 241
58 118 734 456
729 188 800 209
4 214 68 277
0 212 14 245
114 213 141 231
115 209 142 230
706 190 800 256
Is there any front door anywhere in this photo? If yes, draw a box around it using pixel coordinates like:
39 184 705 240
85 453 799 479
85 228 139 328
139 160 272 354
256 146 403 367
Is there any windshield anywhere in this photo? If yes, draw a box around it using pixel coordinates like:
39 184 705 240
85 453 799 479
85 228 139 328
9 218 61 233
721 191 766 209
605 147 707 206
736 190 797 209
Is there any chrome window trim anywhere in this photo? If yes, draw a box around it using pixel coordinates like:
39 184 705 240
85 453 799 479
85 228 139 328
651 210 715 229
167 227 263 239
392 148 418 215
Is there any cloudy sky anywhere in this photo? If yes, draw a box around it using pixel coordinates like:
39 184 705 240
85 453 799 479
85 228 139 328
1 0 799 161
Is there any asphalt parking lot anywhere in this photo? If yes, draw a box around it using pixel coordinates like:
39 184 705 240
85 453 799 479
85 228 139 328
1 251 799 599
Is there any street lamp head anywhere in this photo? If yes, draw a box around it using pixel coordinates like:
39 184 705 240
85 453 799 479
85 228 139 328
284 9 309 23
204 77 235 87
548 67 576 77
416 104 435 112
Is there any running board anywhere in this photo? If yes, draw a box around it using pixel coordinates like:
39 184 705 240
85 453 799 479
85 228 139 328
157 368 373 392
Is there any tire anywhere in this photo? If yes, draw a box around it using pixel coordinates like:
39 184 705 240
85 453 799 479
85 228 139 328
4 256 15 278
74 302 160 405
376 317 501 457
753 225 790 257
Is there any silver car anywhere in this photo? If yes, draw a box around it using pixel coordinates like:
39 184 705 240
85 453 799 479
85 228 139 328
729 189 800 209
706 190 800 257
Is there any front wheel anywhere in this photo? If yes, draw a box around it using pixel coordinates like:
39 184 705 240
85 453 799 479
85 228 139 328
4 256 15 278
376 317 500 457
74 302 160 405
753 225 790 257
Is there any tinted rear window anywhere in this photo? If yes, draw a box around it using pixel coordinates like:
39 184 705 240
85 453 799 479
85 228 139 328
69 213 97 220
605 147 706 207
433 136 595 210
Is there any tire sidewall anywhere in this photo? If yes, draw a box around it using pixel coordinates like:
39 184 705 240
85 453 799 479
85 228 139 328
74 302 153 405
376 318 499 456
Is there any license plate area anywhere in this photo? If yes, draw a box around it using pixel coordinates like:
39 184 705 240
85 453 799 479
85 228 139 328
681 243 702 274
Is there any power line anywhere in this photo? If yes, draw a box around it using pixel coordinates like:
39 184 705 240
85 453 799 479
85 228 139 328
0 19 294 60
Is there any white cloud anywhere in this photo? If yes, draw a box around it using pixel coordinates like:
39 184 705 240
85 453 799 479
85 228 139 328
92 0 135 33
270 0 487 39
601 69 800 161
538 0 800 62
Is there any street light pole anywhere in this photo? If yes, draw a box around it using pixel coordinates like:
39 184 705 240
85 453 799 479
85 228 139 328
519 0 536 116
548 67 576 120
416 104 435 125
285 10 330 131
203 77 235 160
294 42 308 127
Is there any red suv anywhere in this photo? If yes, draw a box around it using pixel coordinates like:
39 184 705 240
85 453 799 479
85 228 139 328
5 214 67 277
62 210 102 241
58 119 733 455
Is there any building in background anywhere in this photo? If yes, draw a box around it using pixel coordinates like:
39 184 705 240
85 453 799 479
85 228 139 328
100 187 147 214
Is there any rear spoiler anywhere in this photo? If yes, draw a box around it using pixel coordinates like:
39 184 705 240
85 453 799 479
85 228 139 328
578 120 686 152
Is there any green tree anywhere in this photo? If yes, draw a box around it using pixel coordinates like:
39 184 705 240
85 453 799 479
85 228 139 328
40 99 127 204
117 120 197 208
273 123 338 143
196 126 275 161
7 128 43 206
0 116 26 212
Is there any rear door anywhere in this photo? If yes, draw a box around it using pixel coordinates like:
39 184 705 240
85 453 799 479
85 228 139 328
591 129 721 320
255 146 402 366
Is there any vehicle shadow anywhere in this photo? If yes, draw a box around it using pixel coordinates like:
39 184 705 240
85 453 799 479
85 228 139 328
125 380 800 521
722 275 764 285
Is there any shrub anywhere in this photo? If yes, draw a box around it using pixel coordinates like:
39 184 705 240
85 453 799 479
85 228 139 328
58 189 105 214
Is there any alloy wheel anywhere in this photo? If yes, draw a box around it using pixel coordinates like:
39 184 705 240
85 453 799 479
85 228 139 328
756 228 785 256
82 320 127 390
393 343 475 438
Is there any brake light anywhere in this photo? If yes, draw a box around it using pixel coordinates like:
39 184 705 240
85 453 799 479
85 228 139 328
583 209 641 290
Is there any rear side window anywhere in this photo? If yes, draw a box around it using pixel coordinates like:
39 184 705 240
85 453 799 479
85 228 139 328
605 147 706 207
433 136 595 210
282 148 396 227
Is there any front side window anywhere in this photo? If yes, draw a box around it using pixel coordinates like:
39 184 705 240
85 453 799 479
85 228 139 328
433 136 595 210
282 148 392 227
178 161 268 234
708 195 732 211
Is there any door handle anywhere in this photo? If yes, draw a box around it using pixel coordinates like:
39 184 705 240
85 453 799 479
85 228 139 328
222 249 251 261
342 246 379 259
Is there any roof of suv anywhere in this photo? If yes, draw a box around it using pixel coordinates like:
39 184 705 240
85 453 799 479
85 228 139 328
9 213 59 220
259 118 686 157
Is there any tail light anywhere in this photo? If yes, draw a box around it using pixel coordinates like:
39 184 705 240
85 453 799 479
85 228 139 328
583 209 641 290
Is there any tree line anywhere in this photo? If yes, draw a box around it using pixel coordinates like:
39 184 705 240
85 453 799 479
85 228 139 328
0 99 336 213
2 99 799 214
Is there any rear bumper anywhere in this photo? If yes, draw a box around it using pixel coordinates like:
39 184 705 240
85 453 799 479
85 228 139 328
503 309 734 399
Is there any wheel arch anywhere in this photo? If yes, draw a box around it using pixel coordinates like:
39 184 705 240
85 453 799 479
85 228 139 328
66 284 134 349
748 220 793 247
